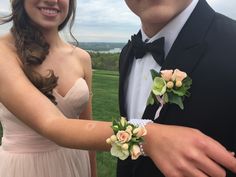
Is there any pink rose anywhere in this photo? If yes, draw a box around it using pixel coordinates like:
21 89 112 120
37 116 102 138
130 145 142 160
133 127 147 138
171 69 187 82
116 130 131 143
161 69 173 81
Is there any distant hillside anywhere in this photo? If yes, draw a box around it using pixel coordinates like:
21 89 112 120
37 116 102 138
71 42 126 52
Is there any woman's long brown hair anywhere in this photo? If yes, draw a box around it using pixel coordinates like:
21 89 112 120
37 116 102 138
1 0 77 104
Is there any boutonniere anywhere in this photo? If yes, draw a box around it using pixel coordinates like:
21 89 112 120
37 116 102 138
147 69 192 118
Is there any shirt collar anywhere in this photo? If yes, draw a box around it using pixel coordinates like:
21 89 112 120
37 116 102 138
141 0 199 56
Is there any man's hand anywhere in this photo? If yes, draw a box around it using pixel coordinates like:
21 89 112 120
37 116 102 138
144 124 236 177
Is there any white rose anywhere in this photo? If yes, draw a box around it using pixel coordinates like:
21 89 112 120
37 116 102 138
110 143 129 160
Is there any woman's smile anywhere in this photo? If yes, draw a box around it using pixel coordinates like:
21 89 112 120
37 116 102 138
38 7 61 17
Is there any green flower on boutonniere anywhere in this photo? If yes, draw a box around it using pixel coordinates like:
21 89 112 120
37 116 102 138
152 77 167 96
147 69 192 110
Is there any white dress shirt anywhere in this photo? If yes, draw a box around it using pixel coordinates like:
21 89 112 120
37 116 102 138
126 0 199 120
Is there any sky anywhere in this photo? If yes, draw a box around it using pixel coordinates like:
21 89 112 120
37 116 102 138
1 0 236 42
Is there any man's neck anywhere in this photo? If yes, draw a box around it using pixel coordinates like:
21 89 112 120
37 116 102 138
141 0 194 38
141 21 170 38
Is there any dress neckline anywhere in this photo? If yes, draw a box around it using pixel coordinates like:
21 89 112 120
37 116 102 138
53 78 86 99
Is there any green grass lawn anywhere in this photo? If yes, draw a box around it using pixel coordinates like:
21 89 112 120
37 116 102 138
92 70 119 177
0 69 118 177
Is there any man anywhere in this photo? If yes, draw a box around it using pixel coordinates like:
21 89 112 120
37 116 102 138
118 0 236 176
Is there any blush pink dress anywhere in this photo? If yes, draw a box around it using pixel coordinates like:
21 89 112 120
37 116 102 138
0 78 91 177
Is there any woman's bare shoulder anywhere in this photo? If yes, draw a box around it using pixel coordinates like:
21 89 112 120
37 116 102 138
0 35 21 75
0 32 14 43
0 33 16 56
61 42 90 60
74 46 91 61
65 43 91 66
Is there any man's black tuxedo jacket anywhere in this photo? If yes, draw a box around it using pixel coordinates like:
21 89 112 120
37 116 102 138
118 0 236 176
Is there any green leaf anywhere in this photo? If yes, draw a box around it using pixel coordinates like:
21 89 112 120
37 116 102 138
182 77 192 89
147 94 155 105
185 91 191 97
163 93 169 103
172 87 186 96
130 137 140 144
112 119 118 126
150 69 161 80
167 92 184 109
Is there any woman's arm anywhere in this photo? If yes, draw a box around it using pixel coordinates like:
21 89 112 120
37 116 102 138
0 46 112 151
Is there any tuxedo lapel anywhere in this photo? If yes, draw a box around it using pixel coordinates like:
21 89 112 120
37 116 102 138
163 0 214 71
119 40 135 117
146 0 215 121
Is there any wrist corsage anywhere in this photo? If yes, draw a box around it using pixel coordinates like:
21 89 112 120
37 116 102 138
106 117 147 160
147 69 192 118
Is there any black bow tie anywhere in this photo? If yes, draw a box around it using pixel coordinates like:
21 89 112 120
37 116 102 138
131 34 165 66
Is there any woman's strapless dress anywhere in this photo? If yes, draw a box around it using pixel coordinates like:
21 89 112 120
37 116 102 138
0 78 91 177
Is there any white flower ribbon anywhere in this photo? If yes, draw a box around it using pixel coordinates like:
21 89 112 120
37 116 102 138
154 96 164 120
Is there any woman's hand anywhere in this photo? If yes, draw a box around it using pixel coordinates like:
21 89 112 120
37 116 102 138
144 123 236 177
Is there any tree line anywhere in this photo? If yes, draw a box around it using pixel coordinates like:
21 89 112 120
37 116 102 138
89 52 120 71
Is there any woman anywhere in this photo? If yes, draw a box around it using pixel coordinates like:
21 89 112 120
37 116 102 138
0 0 97 176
